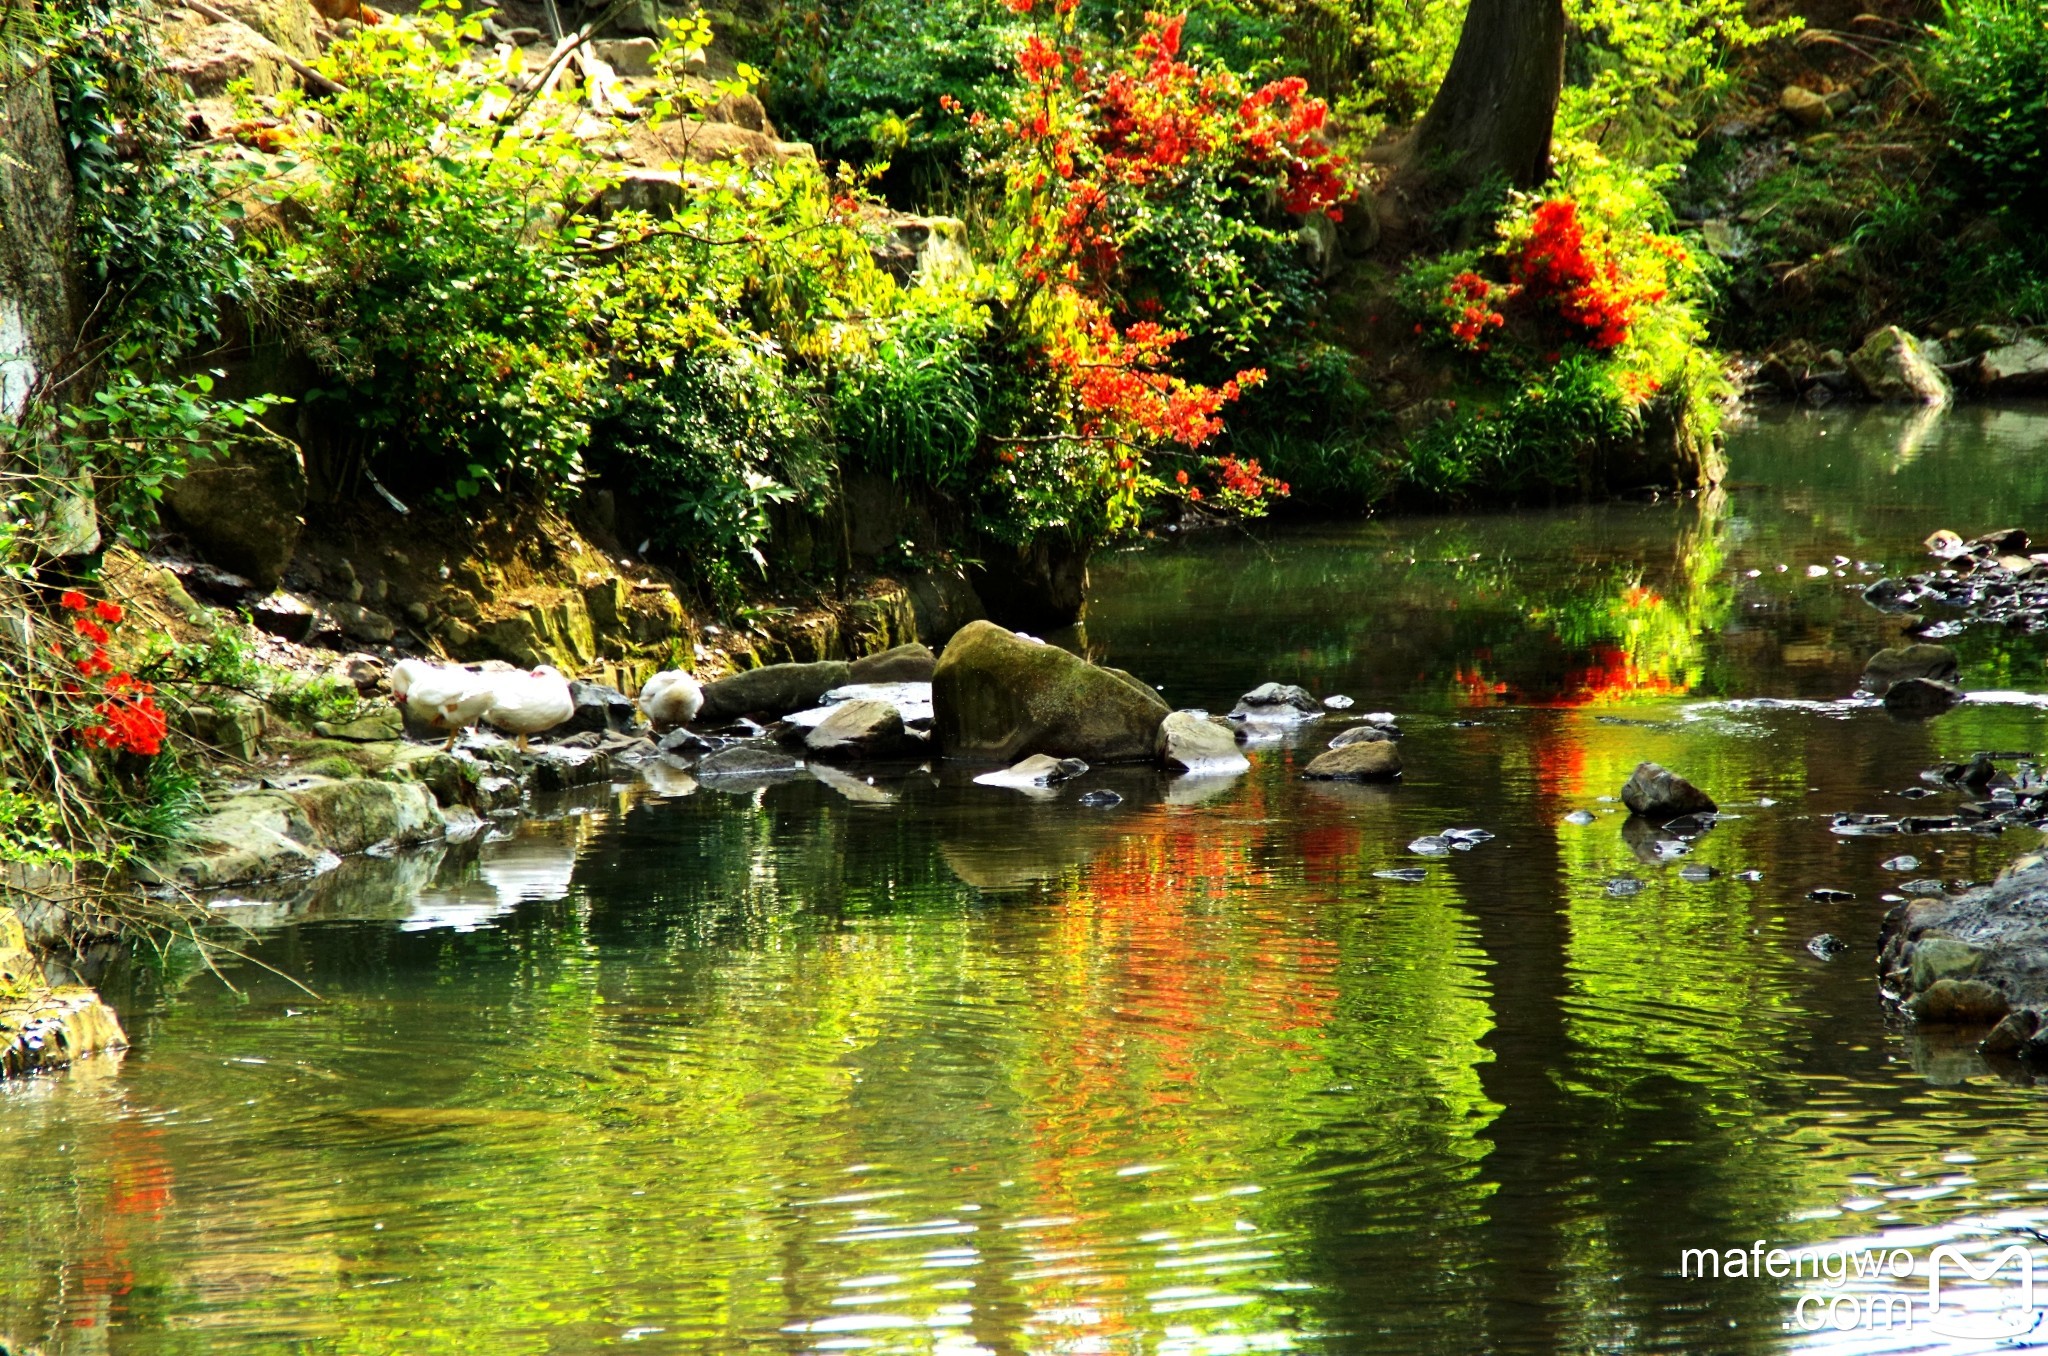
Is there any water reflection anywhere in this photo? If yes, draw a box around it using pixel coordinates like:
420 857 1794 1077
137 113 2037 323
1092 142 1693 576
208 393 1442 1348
7 407 2048 1354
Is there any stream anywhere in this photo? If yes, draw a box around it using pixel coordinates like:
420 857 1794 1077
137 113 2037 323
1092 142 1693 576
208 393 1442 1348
10 403 2048 1354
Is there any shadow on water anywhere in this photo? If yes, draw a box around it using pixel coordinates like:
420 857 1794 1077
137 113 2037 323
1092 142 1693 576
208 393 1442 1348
10 404 2048 1353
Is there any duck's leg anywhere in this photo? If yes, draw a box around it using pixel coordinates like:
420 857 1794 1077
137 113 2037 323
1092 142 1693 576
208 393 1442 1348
517 733 529 754
442 727 461 752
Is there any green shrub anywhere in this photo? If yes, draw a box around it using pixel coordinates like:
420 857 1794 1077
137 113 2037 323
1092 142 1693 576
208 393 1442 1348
1403 355 1640 500
1928 0 2048 217
834 309 989 487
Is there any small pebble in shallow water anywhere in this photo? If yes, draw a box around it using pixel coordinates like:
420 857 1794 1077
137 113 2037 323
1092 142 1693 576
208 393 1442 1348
1077 789 1123 808
1441 827 1495 844
1324 694 1354 709
1452 719 1485 728
1563 810 1596 825
1758 797 1778 807
1898 878 1946 895
1374 868 1429 882
1734 869 1765 882
1882 854 1922 872
1408 836 1451 855
1679 864 1720 882
1607 876 1646 897
1899 786 1936 799
1881 892 1905 903
1808 934 1849 959
1808 887 1856 902
1807 564 1831 578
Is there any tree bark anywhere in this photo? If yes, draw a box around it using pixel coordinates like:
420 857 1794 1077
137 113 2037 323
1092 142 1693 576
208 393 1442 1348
1412 0 1568 190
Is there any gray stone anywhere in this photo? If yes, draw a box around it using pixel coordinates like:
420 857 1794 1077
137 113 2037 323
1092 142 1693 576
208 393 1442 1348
1302 740 1403 781
804 699 915 761
313 706 403 742
1976 338 2048 396
1910 936 1987 991
527 746 613 793
253 592 317 641
933 621 1169 763
1883 676 1963 717
1849 326 1952 405
1156 711 1249 775
696 744 806 781
1329 724 1397 748
162 435 309 590
590 36 657 75
1861 643 1958 695
566 680 639 734
1234 682 1320 715
141 776 446 888
1620 762 1717 820
848 642 937 684
323 600 395 644
973 753 1092 789
1780 84 1831 128
698 661 851 723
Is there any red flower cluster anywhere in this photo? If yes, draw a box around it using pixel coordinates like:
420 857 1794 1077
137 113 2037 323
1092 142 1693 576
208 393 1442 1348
1510 199 1669 352
1210 453 1289 502
54 589 166 757
1441 271 1508 349
1047 307 1267 452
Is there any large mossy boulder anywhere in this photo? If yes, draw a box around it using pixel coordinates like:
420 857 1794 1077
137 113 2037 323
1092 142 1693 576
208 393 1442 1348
142 776 446 888
932 620 1169 763
162 435 309 590
1849 326 1952 405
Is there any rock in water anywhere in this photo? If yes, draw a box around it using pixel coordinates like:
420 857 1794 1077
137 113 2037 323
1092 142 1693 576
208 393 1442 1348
933 621 1169 763
804 699 914 762
1329 723 1397 748
1 908 128 1078
849 642 938 684
1620 762 1717 820
1076 789 1123 808
1976 337 2048 396
1848 326 1952 404
1883 676 1964 717
973 753 1092 790
1860 643 1958 696
1807 934 1847 960
1301 740 1403 782
695 744 806 784
1156 711 1250 775
1232 682 1322 723
698 662 853 723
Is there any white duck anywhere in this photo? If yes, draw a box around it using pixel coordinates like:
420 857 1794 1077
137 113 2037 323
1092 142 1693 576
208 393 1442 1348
484 665 576 752
390 658 494 750
637 668 703 731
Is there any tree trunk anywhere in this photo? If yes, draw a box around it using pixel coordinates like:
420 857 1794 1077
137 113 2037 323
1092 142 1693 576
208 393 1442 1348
1412 0 1568 190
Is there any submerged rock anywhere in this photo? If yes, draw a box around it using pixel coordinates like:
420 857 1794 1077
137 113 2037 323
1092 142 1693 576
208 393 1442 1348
1620 762 1717 821
1860 643 1958 696
973 753 1091 790
1156 711 1249 775
695 744 806 785
1882 676 1964 717
1876 857 2048 1028
933 621 1168 763
1302 740 1402 782
698 661 852 723
1329 723 1398 748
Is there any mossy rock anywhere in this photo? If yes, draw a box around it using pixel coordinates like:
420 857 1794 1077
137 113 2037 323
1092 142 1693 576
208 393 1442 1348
933 620 1169 763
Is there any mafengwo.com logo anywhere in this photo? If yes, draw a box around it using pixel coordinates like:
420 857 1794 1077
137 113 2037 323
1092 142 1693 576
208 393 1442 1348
1681 1238 2042 1338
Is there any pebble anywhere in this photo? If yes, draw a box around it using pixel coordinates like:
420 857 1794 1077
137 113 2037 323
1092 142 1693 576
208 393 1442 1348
1881 854 1921 872
1563 809 1596 825
1808 887 1856 901
1440 827 1494 844
1679 864 1720 882
1408 836 1451 855
1323 695 1354 709
1076 789 1123 808
1898 878 1946 895
1606 877 1646 897
1734 869 1765 882
1899 786 1936 798
1374 868 1429 882
1808 933 1849 959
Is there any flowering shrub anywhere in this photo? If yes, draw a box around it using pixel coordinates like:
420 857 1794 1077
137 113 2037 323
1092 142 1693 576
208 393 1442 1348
52 591 166 757
1505 198 1680 352
954 7 1341 521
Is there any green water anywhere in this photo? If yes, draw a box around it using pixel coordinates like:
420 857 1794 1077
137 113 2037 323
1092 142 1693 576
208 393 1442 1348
10 404 2048 1355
